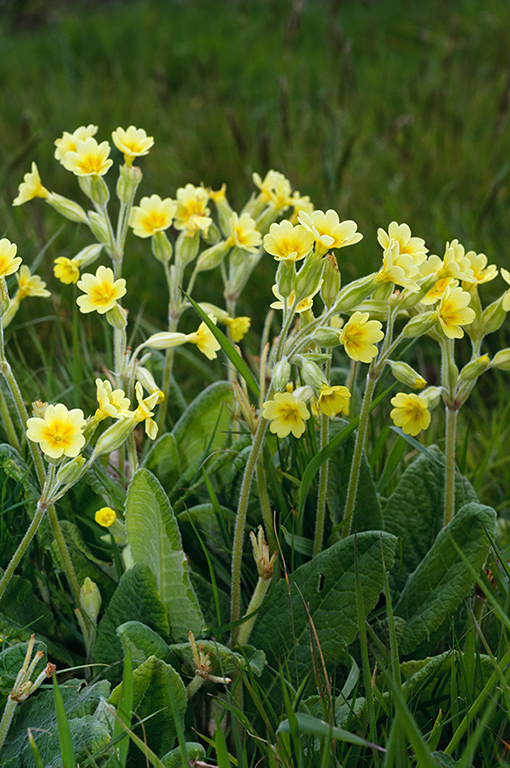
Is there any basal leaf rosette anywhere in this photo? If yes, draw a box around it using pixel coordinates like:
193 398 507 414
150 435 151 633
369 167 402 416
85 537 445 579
26 404 86 459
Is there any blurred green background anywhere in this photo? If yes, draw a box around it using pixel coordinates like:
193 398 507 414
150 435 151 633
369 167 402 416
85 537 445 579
1 0 510 510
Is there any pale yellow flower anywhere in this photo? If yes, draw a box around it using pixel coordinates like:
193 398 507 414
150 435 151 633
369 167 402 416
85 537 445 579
112 125 154 165
95 379 131 421
16 266 50 299
62 137 113 177
501 268 510 311
173 184 212 236
132 382 159 440
421 277 457 305
298 209 362 254
13 163 49 206
228 212 262 252
95 507 117 527
317 385 351 417
129 194 177 238
263 220 314 262
390 392 431 436
436 284 476 339
377 222 428 265
26 403 86 459
252 170 292 210
187 318 221 360
0 239 22 277
262 392 310 438
54 125 98 162
421 241 476 284
463 251 498 285
76 266 126 314
224 315 251 342
288 190 314 224
270 284 320 313
375 238 420 291
54 257 80 285
339 311 384 363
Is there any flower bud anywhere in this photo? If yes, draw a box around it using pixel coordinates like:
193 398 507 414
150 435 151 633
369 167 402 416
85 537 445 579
89 176 110 207
202 220 221 245
444 357 459 394
80 577 101 625
294 253 324 303
491 348 510 370
312 327 342 346
151 231 173 264
297 358 328 393
388 360 426 390
276 259 295 299
116 163 142 204
354 300 390 320
272 358 291 391
420 386 442 410
481 295 508 336
32 400 48 418
106 304 128 329
195 241 230 272
46 192 88 223
293 385 314 402
74 243 103 269
320 253 341 308
209 185 235 235
175 230 200 267
198 302 229 323
459 355 490 382
56 455 86 486
0 277 9 316
95 506 117 527
135 366 161 397
335 273 378 311
402 311 437 338
145 331 189 350
78 176 93 199
87 211 111 245
92 418 136 459
372 282 393 302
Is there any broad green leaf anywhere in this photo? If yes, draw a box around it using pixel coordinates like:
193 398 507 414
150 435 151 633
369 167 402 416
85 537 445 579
0 640 47 700
399 650 493 703
94 564 170 675
171 382 233 471
335 696 366 729
2 678 110 767
0 444 39 500
161 742 206 768
112 646 133 767
84 457 127 510
326 419 382 532
117 621 175 668
125 469 205 641
383 446 478 592
395 502 496 656
250 532 397 704
110 655 187 759
276 712 383 750
189 571 230 629
143 432 180 489
169 638 265 678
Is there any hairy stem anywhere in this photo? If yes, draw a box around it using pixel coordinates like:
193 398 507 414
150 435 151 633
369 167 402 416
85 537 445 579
443 405 457 527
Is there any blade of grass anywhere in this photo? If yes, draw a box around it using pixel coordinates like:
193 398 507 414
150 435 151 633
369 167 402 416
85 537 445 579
53 674 76 768
112 647 133 767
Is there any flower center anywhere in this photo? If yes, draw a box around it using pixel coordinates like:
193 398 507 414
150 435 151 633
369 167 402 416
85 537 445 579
91 282 116 307
144 211 168 232
79 154 104 174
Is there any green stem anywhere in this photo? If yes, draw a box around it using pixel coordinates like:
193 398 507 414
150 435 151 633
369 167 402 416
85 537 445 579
0 385 20 451
238 576 271 646
186 675 204 700
0 697 17 753
0 500 47 602
313 412 330 557
443 405 457 527
342 368 378 539
255 460 275 551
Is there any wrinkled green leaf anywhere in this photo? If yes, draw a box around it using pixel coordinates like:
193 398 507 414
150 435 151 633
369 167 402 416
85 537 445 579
396 502 496 655
125 469 204 641
143 432 181 490
169 638 265 678
161 742 206 768
117 621 175 668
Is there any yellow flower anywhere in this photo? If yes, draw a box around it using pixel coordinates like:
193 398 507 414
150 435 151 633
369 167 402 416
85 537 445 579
317 385 351 417
270 284 320 313
339 312 384 363
287 190 314 224
375 238 420 291
129 194 177 238
263 220 314 262
173 184 212 237
390 392 431 436
252 170 292 210
501 268 510 312
54 257 80 285
62 137 113 176
54 125 98 162
112 125 154 165
26 403 86 459
187 318 221 360
228 212 262 252
298 209 362 255
262 392 310 438
377 222 428 265
12 163 49 206
463 251 498 285
95 379 131 421
16 266 51 299
76 266 126 314
225 315 251 342
132 382 159 440
436 284 476 339
0 239 22 277
95 507 117 527
421 241 476 284
421 277 457 305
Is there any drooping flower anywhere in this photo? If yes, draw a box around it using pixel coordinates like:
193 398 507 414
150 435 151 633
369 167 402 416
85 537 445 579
54 125 98 162
436 284 476 339
270 284 321 313
224 315 251 342
262 392 310 438
252 170 292 210
54 257 81 285
339 311 384 363
317 385 351 417
0 239 22 277
129 194 177 238
173 184 212 237
463 251 498 286
26 403 86 459
61 137 113 177
16 266 51 299
76 266 126 314
377 221 428 265
186 318 221 360
132 382 159 440
390 392 431 436
228 212 262 252
12 163 50 206
95 507 117 527
94 379 131 421
298 209 362 255
112 125 154 165
421 277 457 305
263 220 314 262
